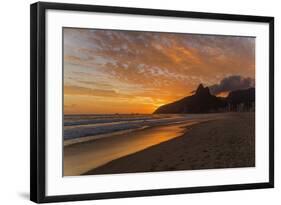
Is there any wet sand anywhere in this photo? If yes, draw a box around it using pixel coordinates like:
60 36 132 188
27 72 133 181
84 112 255 175
64 120 204 176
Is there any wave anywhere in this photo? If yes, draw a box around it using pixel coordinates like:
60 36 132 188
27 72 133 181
64 116 164 126
64 115 190 141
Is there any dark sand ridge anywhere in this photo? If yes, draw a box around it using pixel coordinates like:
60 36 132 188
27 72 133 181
84 112 255 175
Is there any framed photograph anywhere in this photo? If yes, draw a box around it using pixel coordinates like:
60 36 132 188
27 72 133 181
30 2 274 203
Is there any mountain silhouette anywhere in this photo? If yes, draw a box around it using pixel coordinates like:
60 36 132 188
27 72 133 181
153 84 255 114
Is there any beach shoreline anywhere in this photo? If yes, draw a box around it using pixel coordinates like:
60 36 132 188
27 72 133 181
83 112 255 176
64 119 204 176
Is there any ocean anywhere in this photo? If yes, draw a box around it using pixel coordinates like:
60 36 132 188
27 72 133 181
64 114 196 145
63 113 226 175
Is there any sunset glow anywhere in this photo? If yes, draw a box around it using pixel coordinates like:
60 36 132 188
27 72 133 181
64 28 255 114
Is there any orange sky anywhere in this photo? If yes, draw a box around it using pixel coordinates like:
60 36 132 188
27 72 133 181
64 28 255 114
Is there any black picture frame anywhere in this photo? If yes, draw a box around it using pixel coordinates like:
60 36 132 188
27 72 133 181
30 1 274 203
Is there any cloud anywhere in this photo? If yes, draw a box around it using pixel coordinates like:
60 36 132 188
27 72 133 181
63 28 256 113
209 75 255 95
76 80 113 89
64 28 255 91
64 85 130 98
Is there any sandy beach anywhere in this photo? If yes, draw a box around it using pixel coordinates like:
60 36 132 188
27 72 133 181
84 112 255 175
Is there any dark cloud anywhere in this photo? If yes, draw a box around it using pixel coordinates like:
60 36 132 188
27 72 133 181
209 75 255 95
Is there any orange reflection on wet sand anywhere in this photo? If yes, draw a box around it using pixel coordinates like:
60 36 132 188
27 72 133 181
64 121 199 176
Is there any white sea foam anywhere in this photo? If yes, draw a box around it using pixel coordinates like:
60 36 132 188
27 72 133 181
63 113 225 141
64 115 186 140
